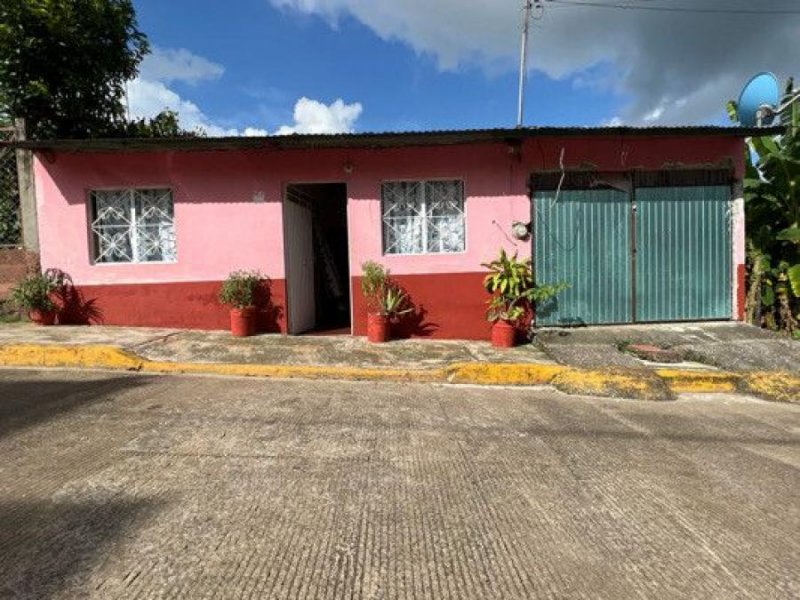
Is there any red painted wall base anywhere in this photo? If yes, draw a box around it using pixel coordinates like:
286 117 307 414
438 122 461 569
68 280 286 332
72 273 493 340
351 272 492 340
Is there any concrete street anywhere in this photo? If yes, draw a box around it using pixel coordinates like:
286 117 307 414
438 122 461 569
0 368 798 599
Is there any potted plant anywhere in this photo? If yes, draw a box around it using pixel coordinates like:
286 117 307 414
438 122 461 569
361 261 412 343
219 270 264 337
10 273 58 325
482 249 566 348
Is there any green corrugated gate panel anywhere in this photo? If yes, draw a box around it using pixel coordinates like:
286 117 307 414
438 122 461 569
534 189 632 326
635 186 732 322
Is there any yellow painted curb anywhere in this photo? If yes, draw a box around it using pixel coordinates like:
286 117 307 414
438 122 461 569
551 368 670 401
0 343 145 370
0 343 445 383
742 372 800 403
655 369 739 394
141 360 445 383
0 343 796 402
446 362 566 385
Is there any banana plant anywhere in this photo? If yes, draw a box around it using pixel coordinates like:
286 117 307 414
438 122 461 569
729 77 800 334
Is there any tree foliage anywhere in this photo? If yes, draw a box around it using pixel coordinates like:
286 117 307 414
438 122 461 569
729 79 800 335
123 110 200 138
0 0 149 139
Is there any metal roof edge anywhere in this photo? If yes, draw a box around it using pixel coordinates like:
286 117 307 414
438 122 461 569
6 125 786 153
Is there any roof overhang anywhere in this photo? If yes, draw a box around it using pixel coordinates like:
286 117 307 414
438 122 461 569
6 125 785 154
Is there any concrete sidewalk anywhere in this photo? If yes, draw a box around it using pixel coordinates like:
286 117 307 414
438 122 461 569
0 322 797 402
0 324 555 369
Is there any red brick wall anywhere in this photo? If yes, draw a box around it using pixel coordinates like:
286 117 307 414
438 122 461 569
0 248 39 301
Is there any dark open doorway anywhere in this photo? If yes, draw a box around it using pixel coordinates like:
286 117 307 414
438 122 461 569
284 183 350 334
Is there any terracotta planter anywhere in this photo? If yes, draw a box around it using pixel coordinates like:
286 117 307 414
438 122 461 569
230 307 256 337
29 309 57 326
491 319 517 348
367 313 390 343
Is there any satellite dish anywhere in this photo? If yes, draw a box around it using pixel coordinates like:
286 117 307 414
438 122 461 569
737 72 780 127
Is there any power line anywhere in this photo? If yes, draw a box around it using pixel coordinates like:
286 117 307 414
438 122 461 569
547 0 800 15
517 1 536 127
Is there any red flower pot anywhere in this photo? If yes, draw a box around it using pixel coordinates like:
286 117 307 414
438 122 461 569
367 313 390 343
491 320 517 348
230 307 256 337
29 309 57 326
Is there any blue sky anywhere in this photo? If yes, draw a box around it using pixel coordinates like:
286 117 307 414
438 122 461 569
129 0 798 136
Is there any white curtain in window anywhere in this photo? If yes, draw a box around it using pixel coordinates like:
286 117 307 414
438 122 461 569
382 180 464 254
91 190 135 263
91 189 176 263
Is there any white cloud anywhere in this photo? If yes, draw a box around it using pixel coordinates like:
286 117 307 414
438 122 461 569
275 97 363 135
243 127 270 136
128 76 364 137
642 105 665 123
139 47 225 85
269 0 800 125
127 77 237 136
128 47 284 136
129 47 363 137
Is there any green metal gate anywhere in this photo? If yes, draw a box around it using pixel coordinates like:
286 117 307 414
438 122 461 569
635 186 731 321
534 189 632 326
534 181 732 326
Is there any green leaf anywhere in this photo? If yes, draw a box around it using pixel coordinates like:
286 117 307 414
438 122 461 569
759 136 781 156
788 264 800 298
725 100 738 123
776 227 800 243
743 177 762 190
762 285 775 306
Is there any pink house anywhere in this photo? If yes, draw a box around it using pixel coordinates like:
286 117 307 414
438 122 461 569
20 127 754 339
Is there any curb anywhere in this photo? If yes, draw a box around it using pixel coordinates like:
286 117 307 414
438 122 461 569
0 343 797 403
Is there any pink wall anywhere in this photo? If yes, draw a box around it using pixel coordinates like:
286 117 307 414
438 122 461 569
34 134 745 288
36 151 287 285
35 143 533 286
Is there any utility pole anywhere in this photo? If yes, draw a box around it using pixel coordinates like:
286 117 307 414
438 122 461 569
517 1 542 127
517 1 534 127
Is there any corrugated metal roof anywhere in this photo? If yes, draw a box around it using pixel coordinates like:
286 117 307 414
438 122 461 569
7 125 784 153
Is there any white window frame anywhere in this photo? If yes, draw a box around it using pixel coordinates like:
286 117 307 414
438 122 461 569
89 188 177 265
381 179 466 256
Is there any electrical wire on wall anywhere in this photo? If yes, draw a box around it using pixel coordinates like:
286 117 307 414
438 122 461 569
549 147 566 209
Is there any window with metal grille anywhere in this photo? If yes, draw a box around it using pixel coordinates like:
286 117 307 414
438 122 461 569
382 180 465 255
90 189 176 264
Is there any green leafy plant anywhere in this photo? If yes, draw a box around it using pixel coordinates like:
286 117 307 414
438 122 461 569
10 273 57 312
381 286 413 318
361 260 414 317
482 249 567 324
729 78 800 335
218 271 264 309
361 260 390 313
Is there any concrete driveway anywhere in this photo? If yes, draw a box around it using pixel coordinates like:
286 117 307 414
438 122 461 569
0 369 798 599
537 321 800 372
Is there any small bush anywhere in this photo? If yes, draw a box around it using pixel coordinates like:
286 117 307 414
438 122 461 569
219 271 264 309
361 261 389 312
10 273 57 312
